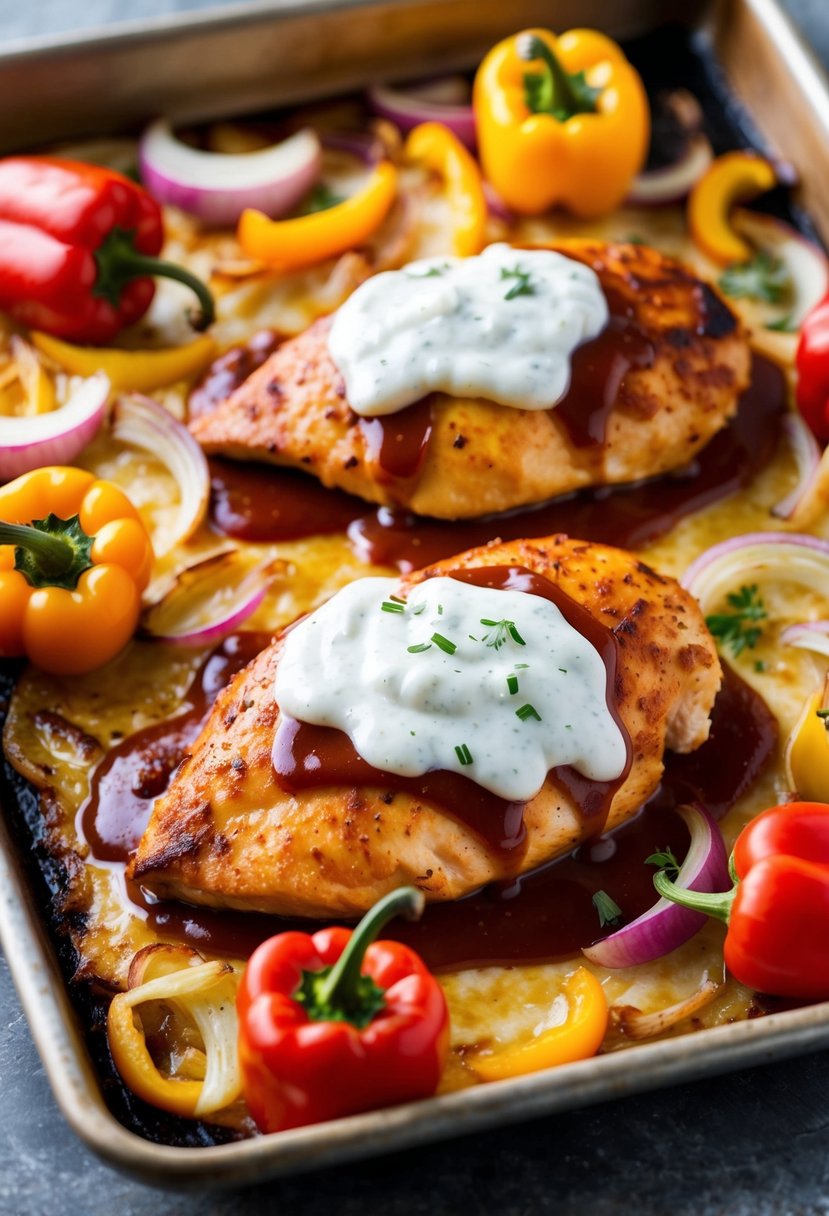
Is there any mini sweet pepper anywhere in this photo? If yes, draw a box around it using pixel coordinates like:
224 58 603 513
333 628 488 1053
473 28 649 217
237 887 449 1133
795 292 829 441
655 801 829 999
0 465 152 673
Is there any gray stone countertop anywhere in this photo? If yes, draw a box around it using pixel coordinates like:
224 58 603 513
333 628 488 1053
2 2 829 1213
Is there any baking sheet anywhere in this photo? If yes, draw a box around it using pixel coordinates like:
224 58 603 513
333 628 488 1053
1 0 829 1186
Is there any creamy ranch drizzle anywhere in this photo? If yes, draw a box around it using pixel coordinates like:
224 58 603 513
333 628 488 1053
273 576 627 802
327 243 609 417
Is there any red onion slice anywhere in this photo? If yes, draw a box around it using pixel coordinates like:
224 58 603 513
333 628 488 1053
142 550 281 646
112 394 209 555
780 619 829 657
773 414 822 519
367 82 476 150
0 372 109 481
583 804 729 969
730 207 829 327
139 120 321 226
682 531 829 611
627 132 713 206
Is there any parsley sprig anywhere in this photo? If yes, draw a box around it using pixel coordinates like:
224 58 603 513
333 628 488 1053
500 265 535 301
646 847 680 881
705 584 767 657
481 618 527 651
718 251 791 305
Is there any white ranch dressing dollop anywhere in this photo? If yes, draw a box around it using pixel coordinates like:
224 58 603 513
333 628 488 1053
326 243 608 417
274 576 627 802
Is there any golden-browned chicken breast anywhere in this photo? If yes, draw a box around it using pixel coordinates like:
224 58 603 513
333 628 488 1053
190 241 750 520
131 535 721 917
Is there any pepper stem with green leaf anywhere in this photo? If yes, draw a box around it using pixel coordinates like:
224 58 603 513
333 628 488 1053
518 33 602 121
653 868 737 924
296 886 425 1029
94 227 215 331
0 514 93 589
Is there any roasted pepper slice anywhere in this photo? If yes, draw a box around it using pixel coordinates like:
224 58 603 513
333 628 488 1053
237 887 449 1133
688 152 777 265
237 161 398 271
473 28 649 217
656 802 829 999
405 122 487 256
32 330 217 393
471 967 608 1081
796 293 829 441
0 157 214 343
785 675 829 801
0 464 152 673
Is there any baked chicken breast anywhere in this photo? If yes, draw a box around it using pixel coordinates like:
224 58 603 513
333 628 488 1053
190 241 750 520
131 535 721 917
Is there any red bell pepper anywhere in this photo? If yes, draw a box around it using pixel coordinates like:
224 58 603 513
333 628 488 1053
795 293 829 441
237 887 450 1133
0 157 213 344
654 801 829 999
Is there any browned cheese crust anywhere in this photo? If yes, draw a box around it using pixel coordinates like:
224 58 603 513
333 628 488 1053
130 536 721 918
190 241 751 520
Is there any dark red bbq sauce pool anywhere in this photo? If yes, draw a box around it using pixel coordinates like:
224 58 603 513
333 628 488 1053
271 567 632 860
80 631 776 971
208 355 786 566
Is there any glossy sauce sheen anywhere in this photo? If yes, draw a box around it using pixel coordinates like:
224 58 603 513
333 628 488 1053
272 565 632 850
208 356 786 564
81 639 776 970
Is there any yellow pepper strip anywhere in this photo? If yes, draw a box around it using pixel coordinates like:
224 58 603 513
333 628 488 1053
237 160 398 271
107 956 240 1119
473 28 649 218
31 331 216 393
785 674 829 802
471 967 608 1082
688 152 777 265
405 122 488 256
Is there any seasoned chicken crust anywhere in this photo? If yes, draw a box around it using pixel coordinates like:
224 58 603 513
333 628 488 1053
190 241 751 520
131 535 721 918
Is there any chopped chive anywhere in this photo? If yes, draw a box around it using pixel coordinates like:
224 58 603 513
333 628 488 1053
514 662 529 670
431 632 457 655
454 743 474 766
516 703 541 722
389 594 405 603
558 667 568 674
412 603 426 615
507 623 526 646
381 600 405 614
437 604 444 615
506 674 519 695
592 889 623 928
407 642 432 653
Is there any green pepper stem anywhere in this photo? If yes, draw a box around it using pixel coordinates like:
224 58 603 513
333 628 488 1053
654 870 737 925
0 521 74 579
518 34 584 118
317 886 425 1012
108 249 215 330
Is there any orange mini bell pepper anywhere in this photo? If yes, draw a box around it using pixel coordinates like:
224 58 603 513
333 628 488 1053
0 464 152 674
405 122 487 256
471 967 608 1081
688 152 777 265
473 28 649 217
237 161 398 271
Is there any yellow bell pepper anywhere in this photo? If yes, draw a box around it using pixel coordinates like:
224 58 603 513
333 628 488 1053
785 674 829 802
237 161 398 271
471 967 608 1081
688 152 777 265
473 28 649 217
31 331 216 393
405 122 488 256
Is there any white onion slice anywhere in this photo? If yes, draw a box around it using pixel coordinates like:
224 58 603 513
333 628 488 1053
367 82 476 149
582 804 729 969
731 207 829 327
773 414 822 519
142 549 281 645
0 372 109 481
139 120 322 226
780 619 829 657
609 977 720 1041
627 132 713 206
682 531 829 611
112 393 209 555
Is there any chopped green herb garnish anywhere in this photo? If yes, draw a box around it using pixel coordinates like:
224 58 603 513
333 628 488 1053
718 251 791 305
381 600 406 614
754 659 768 673
766 313 798 333
412 603 426 615
431 632 457 655
592 889 623 929
626 233 646 245
705 584 767 657
514 662 529 669
480 618 527 651
302 183 345 214
645 847 680 881
500 265 535 300
437 604 444 615
408 263 450 279
454 743 474 766
506 673 519 695
558 667 568 674
389 594 405 603
407 642 432 653
515 703 541 722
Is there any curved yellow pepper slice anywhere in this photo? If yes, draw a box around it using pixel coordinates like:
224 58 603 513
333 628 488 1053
472 967 608 1081
473 28 649 217
31 331 217 393
785 675 829 802
405 122 487 256
688 151 777 265
237 161 398 271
